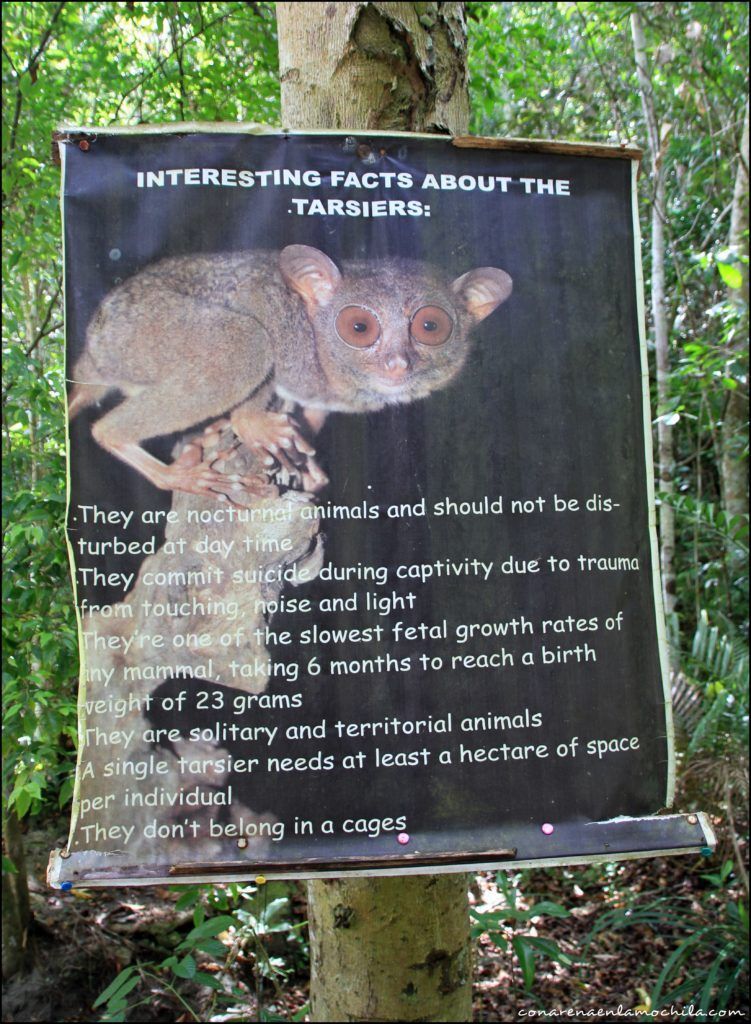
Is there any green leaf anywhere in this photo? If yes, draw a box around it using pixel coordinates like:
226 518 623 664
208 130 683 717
652 937 698 1007
193 970 223 990
58 776 74 808
523 935 574 965
170 954 197 979
196 938 228 958
697 953 726 1014
175 888 200 911
104 976 140 1005
260 896 290 925
92 966 138 1009
180 914 237 945
10 788 31 819
512 935 536 991
717 261 743 289
3 855 19 875
102 1010 126 1024
738 901 749 931
529 900 570 919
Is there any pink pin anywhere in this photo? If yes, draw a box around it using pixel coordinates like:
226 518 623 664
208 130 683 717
541 823 555 836
397 832 410 845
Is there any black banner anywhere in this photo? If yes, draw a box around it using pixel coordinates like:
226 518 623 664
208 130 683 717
52 130 676 885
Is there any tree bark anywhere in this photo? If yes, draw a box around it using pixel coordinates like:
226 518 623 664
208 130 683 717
276 1 469 134
276 4 473 1021
631 11 677 630
720 100 749 535
2 806 31 980
308 876 472 1022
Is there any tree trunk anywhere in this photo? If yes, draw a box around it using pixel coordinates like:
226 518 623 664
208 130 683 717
720 100 749 536
2 807 31 980
307 876 472 1022
276 1 469 134
631 11 677 632
276 4 473 1021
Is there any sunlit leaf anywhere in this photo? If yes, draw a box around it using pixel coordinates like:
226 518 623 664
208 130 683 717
717 261 743 289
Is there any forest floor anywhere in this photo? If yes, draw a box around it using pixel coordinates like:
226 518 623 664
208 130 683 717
2 817 748 1023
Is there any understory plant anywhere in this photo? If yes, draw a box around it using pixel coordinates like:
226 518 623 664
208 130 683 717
471 871 574 994
584 861 748 1020
94 880 308 1022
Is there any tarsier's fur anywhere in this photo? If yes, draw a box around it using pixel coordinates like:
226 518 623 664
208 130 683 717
69 246 512 495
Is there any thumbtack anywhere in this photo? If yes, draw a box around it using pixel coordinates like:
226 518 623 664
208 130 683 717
700 846 713 858
255 875 267 886
237 837 248 849
541 823 555 836
61 881 73 892
687 814 698 825
78 140 90 151
397 832 410 845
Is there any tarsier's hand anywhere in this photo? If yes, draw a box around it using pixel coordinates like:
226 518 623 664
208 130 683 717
176 420 277 501
152 438 231 497
230 406 328 493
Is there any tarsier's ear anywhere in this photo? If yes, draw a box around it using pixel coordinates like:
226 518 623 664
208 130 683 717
452 267 513 323
280 245 342 311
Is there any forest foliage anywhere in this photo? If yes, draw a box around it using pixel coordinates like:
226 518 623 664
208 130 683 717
2 0 749 1016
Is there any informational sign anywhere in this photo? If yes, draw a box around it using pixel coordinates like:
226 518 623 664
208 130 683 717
50 128 712 888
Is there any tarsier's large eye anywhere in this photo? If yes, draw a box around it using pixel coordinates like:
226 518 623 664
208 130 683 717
335 306 381 348
410 306 453 346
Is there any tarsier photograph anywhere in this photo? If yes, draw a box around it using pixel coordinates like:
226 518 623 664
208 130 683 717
68 245 513 500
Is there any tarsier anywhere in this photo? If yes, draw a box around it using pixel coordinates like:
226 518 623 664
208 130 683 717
68 246 513 496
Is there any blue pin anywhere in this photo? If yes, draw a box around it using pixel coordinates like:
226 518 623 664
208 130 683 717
700 846 713 858
61 881 73 892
